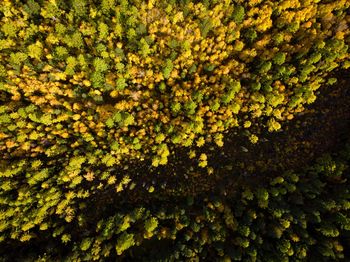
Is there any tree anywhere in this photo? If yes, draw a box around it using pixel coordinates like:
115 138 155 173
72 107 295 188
232 5 245 24
115 233 135 255
28 42 43 60
145 217 158 233
163 59 174 79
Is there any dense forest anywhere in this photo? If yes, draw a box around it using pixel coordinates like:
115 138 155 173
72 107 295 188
0 0 349 261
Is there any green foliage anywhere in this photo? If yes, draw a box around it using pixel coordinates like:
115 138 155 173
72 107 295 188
139 38 151 57
101 0 116 14
72 0 87 17
27 42 43 60
0 0 348 167
232 5 245 24
102 154 116 167
55 46 68 59
98 22 109 40
10 52 28 66
144 217 158 233
80 238 93 251
1 22 17 37
65 32 84 48
273 52 286 65
171 102 181 114
93 58 109 72
200 18 213 38
24 0 41 15
163 59 174 79
115 78 127 90
184 100 197 115
90 72 105 88
245 28 257 43
115 233 135 255
0 0 350 260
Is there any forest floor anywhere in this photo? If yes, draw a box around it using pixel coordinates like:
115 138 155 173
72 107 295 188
91 70 350 210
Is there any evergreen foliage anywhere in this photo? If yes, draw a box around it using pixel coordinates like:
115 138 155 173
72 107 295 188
0 143 349 260
0 0 349 164
0 0 350 260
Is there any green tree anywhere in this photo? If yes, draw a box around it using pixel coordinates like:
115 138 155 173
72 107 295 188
115 233 135 255
232 5 245 24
